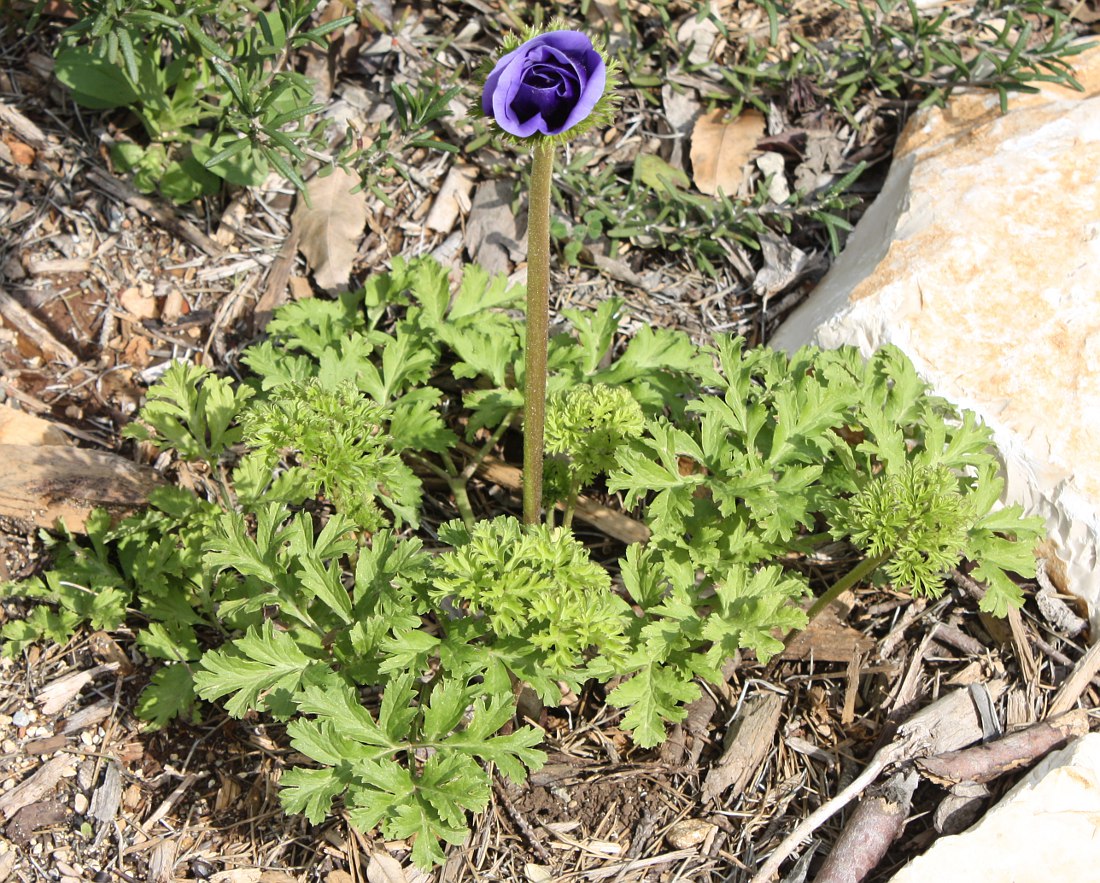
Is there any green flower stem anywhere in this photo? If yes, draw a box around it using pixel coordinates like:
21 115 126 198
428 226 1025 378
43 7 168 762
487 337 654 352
805 549 891 625
523 139 555 525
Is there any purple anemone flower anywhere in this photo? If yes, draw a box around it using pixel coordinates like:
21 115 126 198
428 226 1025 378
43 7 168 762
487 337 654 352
482 31 606 138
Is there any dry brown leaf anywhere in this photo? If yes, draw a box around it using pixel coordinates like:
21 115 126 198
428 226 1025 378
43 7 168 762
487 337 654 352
3 136 35 166
366 852 407 883
689 108 766 196
293 167 368 292
325 872 354 883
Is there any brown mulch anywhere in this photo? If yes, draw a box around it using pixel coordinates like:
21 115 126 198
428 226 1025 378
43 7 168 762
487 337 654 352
1 2 1099 882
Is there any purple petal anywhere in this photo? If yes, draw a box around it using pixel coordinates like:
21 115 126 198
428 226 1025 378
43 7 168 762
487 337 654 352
484 30 607 137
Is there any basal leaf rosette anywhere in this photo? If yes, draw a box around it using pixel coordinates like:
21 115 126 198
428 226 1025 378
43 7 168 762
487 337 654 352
478 26 619 144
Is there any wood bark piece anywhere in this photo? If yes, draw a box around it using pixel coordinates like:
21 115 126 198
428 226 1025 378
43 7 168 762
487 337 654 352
253 227 301 333
86 167 221 257
749 683 1003 883
0 443 163 532
813 770 919 883
0 286 79 366
703 692 783 803
1047 638 1100 716
916 709 1089 786
36 663 120 715
425 162 475 234
0 403 68 446
90 761 121 845
781 606 874 663
1035 581 1087 638
0 100 48 148
0 755 72 820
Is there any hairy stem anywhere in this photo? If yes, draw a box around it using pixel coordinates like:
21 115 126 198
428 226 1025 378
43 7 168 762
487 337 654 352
806 549 892 624
523 140 554 525
408 452 476 529
462 415 515 481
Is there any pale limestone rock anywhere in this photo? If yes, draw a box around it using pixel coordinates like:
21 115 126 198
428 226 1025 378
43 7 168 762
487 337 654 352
888 734 1100 883
771 47 1100 625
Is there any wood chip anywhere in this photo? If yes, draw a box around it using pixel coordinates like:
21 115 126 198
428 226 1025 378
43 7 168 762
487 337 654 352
782 605 874 662
1047 638 1100 716
23 735 68 755
0 755 72 820
58 700 112 736
702 692 783 802
253 227 302 332
5 798 69 846
90 762 121 843
148 839 177 883
0 286 79 366
0 403 68 447
0 101 47 148
25 257 91 275
37 663 120 716
425 162 475 234
0 444 163 532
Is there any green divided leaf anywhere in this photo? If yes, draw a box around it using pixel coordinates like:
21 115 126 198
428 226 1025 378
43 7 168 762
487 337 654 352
136 664 197 729
280 766 349 825
608 661 700 749
194 622 318 718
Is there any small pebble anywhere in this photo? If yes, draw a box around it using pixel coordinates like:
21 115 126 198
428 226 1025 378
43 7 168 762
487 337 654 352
2 779 14 791
54 861 78 877
73 793 89 814
0 713 12 727
666 817 717 849
11 710 30 727
0 740 16 754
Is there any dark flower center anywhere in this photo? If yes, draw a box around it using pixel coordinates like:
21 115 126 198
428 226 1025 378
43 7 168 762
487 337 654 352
509 47 585 130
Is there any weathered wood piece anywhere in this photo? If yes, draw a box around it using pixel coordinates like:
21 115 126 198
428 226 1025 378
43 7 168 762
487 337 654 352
0 755 71 821
781 606 874 663
0 403 69 446
813 770 919 883
703 692 784 802
1048 639 1100 716
917 709 1089 786
0 444 163 532
0 286 79 366
749 683 1004 883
